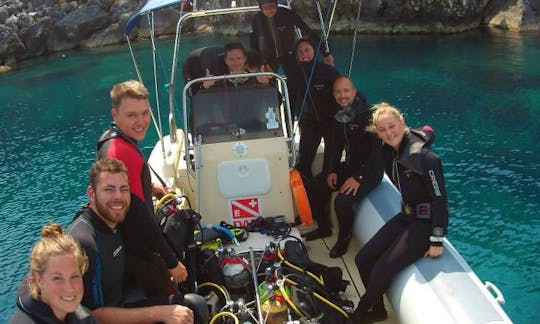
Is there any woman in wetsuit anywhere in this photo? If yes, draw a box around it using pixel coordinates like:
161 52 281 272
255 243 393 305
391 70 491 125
10 224 96 323
348 102 449 323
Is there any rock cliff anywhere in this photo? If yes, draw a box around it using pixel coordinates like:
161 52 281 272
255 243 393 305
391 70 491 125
0 0 538 66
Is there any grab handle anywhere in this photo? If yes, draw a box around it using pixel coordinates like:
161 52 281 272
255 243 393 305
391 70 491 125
485 281 505 306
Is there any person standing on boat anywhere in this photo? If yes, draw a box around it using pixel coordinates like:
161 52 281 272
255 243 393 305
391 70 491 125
202 42 270 89
250 0 334 78
303 76 383 260
95 81 188 295
10 224 97 324
68 158 197 324
348 102 449 323
288 37 340 179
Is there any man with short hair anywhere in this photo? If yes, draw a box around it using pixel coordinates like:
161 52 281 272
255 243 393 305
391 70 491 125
68 158 194 324
96 80 187 296
250 0 334 78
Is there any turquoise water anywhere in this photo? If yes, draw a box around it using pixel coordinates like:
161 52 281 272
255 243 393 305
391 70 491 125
1 29 539 323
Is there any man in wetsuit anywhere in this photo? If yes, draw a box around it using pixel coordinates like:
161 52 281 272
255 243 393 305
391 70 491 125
95 80 187 296
303 76 384 259
68 158 194 323
250 0 334 78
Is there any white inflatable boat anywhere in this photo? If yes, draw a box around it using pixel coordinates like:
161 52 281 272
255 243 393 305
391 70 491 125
354 175 513 324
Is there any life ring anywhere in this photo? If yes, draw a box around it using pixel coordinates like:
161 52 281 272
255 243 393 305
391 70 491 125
289 169 313 226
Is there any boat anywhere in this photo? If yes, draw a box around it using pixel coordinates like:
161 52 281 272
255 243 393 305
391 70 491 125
124 0 513 323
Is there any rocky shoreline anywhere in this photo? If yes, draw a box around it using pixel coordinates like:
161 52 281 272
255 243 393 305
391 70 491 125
1 0 539 69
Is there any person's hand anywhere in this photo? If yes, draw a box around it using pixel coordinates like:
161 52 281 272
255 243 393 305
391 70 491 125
339 177 360 195
256 73 270 84
326 172 338 190
261 63 273 73
324 54 335 66
161 305 193 324
152 183 168 199
256 64 272 84
202 68 215 88
424 245 443 258
168 261 188 283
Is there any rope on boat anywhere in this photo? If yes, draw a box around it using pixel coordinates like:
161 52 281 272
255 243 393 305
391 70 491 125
326 0 338 39
314 0 332 53
347 0 362 77
148 12 166 156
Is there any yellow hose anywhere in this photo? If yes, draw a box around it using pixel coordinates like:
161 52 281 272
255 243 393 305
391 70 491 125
284 278 348 318
197 282 231 301
209 311 239 324
279 284 304 317
277 247 324 286
153 192 177 213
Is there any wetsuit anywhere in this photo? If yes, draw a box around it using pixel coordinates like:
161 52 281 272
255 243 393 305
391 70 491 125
250 7 330 76
67 207 125 309
96 124 177 266
287 59 340 178
96 124 179 296
68 207 208 324
10 278 97 323
306 94 383 239
353 128 449 310
209 71 263 89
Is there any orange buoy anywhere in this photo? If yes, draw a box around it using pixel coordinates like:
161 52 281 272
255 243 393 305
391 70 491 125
289 169 313 226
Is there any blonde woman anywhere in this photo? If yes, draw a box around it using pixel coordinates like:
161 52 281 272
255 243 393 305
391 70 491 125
349 102 449 323
10 224 96 323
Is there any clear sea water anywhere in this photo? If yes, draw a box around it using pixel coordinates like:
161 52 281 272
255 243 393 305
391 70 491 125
0 29 539 323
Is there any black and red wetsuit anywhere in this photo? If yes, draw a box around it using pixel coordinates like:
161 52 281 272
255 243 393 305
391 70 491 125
96 124 178 270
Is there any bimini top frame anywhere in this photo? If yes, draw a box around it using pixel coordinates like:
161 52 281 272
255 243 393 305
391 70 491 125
125 1 294 144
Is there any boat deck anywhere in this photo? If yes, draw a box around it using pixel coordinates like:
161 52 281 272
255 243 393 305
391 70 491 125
233 226 397 323
304 230 397 323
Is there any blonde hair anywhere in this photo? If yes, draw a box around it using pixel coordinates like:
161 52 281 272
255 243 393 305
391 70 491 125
368 102 408 133
110 80 149 108
27 224 88 299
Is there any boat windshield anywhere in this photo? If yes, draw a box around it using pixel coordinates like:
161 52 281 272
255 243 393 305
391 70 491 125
191 84 284 144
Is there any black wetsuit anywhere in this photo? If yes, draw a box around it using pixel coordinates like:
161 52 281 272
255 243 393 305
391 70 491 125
250 7 330 76
305 94 384 239
288 59 340 178
67 207 125 309
353 129 449 310
10 278 97 323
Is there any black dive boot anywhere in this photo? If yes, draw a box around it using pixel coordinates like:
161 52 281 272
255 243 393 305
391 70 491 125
367 302 388 322
347 300 373 324
329 232 352 258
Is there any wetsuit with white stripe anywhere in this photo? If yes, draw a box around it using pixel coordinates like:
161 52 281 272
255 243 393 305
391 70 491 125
354 129 449 309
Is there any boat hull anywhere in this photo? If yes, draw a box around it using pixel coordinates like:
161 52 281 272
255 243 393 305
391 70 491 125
354 175 513 324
